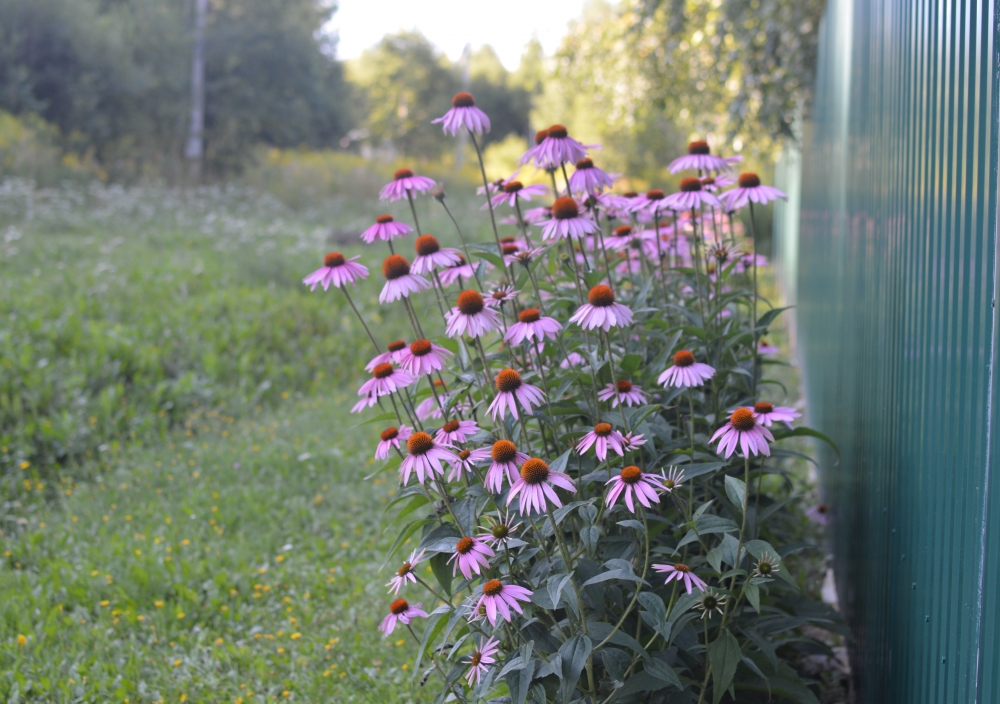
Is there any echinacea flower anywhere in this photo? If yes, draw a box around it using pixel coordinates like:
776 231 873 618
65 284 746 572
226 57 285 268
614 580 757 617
541 197 599 241
472 579 533 626
378 599 428 636
694 590 727 619
660 467 684 492
446 289 501 338
710 408 774 458
375 425 412 460
398 339 452 376
447 536 495 579
484 285 520 307
628 189 671 220
303 252 368 291
355 363 415 408
521 124 590 168
569 158 617 194
605 465 664 513
667 140 732 174
438 255 491 286
489 180 548 208
465 637 501 685
719 172 788 211
448 448 476 482
753 552 780 578
379 168 436 202
806 503 829 526
365 339 409 372
433 91 491 135
652 562 708 594
569 285 633 331
576 422 626 461
663 177 721 211
410 234 461 275
598 380 648 408
621 431 647 452
748 401 800 427
560 352 586 368
758 338 781 355
507 247 547 266
700 172 737 193
434 418 478 445
658 350 716 388
399 431 459 485
380 254 431 303
469 439 530 494
487 368 545 421
507 458 576 514
361 214 412 244
385 548 425 594
505 308 562 345
479 511 522 547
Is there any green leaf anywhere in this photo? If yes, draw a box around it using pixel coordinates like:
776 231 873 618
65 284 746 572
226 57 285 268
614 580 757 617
745 582 761 613
724 475 746 513
620 353 643 375
644 659 682 689
600 648 631 682
676 461 729 481
379 517 433 569
709 628 741 704
414 606 450 675
772 426 840 458
429 553 453 595
549 448 572 475
695 515 739 535
559 635 592 703
755 305 792 330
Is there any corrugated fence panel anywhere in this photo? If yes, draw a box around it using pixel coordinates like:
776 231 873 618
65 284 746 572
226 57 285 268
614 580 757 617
795 0 1000 701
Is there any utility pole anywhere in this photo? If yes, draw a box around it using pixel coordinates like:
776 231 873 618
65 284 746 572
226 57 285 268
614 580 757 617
185 0 207 183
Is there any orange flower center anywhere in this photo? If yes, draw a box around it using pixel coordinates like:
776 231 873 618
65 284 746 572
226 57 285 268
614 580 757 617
372 363 394 379
518 308 541 324
503 181 524 193
673 350 695 367
380 427 399 441
688 140 710 155
483 579 503 596
491 439 518 464
495 369 522 393
387 340 407 352
324 252 345 267
502 244 519 255
730 408 756 432
614 225 632 237
393 168 414 180
594 423 612 437
458 449 471 461
552 196 579 220
452 92 475 107
376 214 394 224
738 172 761 188
623 191 638 198
520 458 549 485
587 285 615 307
410 339 432 357
382 255 411 280
547 124 568 138
406 432 434 455
442 420 460 433
456 537 475 554
702 177 716 186
818 504 828 513
620 465 642 484
415 235 440 256
397 562 412 577
673 563 691 573
754 402 774 414
679 177 702 193
390 599 409 614
457 290 485 315
646 189 665 200
576 158 594 170
534 129 549 145
469 651 482 666
616 380 632 393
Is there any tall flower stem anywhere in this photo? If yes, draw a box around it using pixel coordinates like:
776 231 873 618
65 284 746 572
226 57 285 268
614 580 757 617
405 190 423 235
341 288 379 354
748 202 760 399
436 198 482 291
468 130 512 285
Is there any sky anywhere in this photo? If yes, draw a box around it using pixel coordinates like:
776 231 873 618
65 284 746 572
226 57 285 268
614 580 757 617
328 0 602 70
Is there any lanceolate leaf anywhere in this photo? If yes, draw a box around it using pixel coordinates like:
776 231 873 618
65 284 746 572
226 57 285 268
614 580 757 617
709 628 741 704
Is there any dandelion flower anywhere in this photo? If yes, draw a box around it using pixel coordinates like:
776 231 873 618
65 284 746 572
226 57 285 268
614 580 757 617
668 140 732 174
464 637 501 684
447 536 495 580
605 465 664 513
469 439 529 494
719 172 788 211
379 254 431 303
361 214 412 244
411 234 462 274
303 252 368 291
432 92 491 135
375 425 412 460
446 290 501 338
378 599 428 636
507 458 576 515
652 563 708 594
541 197 599 241
385 549 425 594
399 432 459 486
658 350 716 388
597 379 648 408
379 168 436 202
471 579 533 626
505 308 562 345
487 368 545 421
434 418 479 446
570 285 633 331
710 408 774 458
398 339 452 376
576 422 626 462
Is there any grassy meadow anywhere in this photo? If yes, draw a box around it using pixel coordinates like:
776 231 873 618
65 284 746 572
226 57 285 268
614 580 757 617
0 167 489 703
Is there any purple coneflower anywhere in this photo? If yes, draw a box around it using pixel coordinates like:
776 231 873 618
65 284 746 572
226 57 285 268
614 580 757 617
700 173 736 193
375 425 412 461
668 140 732 174
576 422 626 462
438 255 490 286
398 339 452 376
598 379 648 408
385 548 425 594
411 234 462 274
472 579 533 626
356 363 414 406
446 289 501 338
303 252 368 291
487 368 545 421
505 308 562 345
560 352 586 369
749 401 801 428
432 91 491 135
664 177 721 211
379 255 430 303
569 158 617 194
470 439 530 494
522 124 590 168
710 408 774 458
570 285 633 332
758 338 781 355
484 285 520 307
489 180 548 209
447 536 495 580
621 431 647 452
506 246 546 267
806 503 829 527
507 458 576 514
361 214 412 244
364 339 408 372
658 350 716 388
606 465 664 513
522 205 551 224
541 197 599 241
434 418 478 446
719 172 788 211
479 511 522 547
465 637 501 685
652 563 708 594
448 448 476 482
661 466 684 493
628 189 671 219
379 599 427 636
399 431 459 485
379 168 436 202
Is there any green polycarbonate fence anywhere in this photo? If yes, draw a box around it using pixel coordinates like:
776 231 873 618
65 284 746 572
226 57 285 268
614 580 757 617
780 1 1000 701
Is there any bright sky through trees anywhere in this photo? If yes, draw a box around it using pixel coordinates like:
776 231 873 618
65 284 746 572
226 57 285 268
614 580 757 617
328 0 608 70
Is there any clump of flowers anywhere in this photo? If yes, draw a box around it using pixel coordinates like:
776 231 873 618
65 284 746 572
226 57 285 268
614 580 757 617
304 95 835 702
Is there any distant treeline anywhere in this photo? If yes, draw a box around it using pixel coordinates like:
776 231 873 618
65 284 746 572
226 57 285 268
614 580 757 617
0 0 535 180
